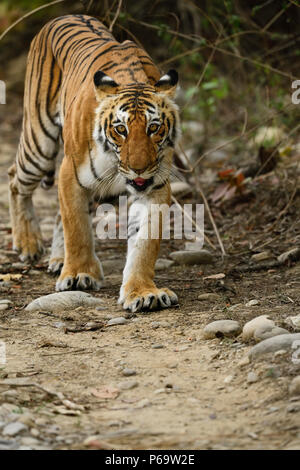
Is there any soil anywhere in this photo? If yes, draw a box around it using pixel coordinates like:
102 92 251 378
0 92 300 450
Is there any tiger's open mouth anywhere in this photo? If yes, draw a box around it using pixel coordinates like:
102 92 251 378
126 176 154 192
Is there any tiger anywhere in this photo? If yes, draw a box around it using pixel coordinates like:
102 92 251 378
8 14 181 312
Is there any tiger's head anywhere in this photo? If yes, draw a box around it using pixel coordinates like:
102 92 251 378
93 70 180 194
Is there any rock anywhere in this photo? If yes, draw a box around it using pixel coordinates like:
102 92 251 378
278 248 300 263
117 380 138 390
251 251 272 262
254 326 289 342
0 299 11 305
170 181 192 196
198 293 220 301
203 320 241 339
107 317 127 326
247 372 258 383
289 376 300 396
122 368 136 377
0 304 9 311
25 291 103 312
101 259 125 275
155 258 174 271
245 299 259 307
169 250 213 265
224 375 234 384
286 315 300 330
242 315 275 342
228 303 244 311
152 344 164 349
248 333 300 360
2 422 28 436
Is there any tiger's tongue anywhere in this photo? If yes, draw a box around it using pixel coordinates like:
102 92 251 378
134 177 146 186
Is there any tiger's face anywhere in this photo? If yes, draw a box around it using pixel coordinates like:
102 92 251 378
93 70 180 194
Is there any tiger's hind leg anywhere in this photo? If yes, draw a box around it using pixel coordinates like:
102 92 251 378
48 211 64 274
8 162 44 262
9 132 59 262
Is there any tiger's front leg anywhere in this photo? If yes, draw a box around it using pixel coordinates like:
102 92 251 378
119 185 178 313
55 157 103 291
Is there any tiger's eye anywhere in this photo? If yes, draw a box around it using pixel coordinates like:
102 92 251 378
149 123 159 133
116 124 127 135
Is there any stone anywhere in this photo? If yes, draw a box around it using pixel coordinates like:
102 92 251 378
169 250 213 265
251 251 272 262
0 304 9 311
289 376 300 396
245 299 259 307
278 248 300 263
248 333 300 360
2 422 28 436
198 293 220 301
242 315 275 342
107 317 127 326
203 320 241 339
170 181 192 196
247 372 258 383
253 326 289 342
25 291 103 312
286 315 300 330
122 368 136 377
155 258 174 271
117 380 138 390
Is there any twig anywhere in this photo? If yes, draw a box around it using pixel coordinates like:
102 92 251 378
109 0 123 32
171 195 216 251
181 33 220 113
194 181 226 257
0 0 66 41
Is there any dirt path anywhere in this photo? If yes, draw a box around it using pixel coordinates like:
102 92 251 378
0 94 300 450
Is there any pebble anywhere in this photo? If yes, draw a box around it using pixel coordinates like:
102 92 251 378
0 304 9 311
248 333 300 360
198 293 220 301
247 372 258 383
286 315 300 330
242 315 275 342
169 249 213 265
203 320 241 339
224 375 234 384
122 368 136 377
245 299 259 307
155 259 174 271
251 251 272 262
289 376 300 396
117 380 138 390
277 247 300 263
25 291 103 312
107 317 127 326
2 422 28 436
152 344 164 349
253 326 289 342
170 181 191 196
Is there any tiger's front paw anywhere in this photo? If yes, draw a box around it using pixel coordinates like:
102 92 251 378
119 284 178 313
55 259 103 291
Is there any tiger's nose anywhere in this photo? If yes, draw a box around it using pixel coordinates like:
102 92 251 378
128 166 148 175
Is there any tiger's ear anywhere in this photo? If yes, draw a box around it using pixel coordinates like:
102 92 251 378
94 71 119 100
154 69 178 97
